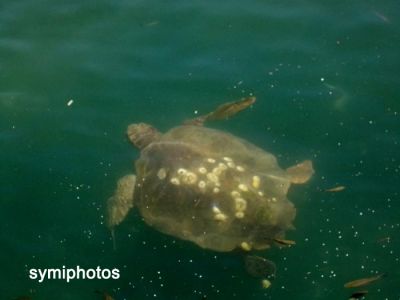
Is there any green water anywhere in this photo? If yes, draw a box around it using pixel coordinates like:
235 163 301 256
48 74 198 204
1 1 399 299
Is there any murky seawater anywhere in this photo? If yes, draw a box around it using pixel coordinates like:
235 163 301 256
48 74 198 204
1 1 399 299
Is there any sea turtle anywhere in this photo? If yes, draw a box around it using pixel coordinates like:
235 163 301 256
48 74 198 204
106 97 314 252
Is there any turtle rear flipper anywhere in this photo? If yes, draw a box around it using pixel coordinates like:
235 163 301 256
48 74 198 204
244 255 276 278
184 97 256 126
107 174 136 249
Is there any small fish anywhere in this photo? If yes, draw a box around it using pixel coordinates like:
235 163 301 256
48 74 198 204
206 96 256 121
344 273 386 288
349 290 368 299
185 97 256 126
144 20 160 27
373 11 390 23
377 236 391 243
325 185 345 192
95 290 115 300
273 238 296 246
323 82 349 111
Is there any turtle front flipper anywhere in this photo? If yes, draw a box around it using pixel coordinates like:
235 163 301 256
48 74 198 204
127 123 162 149
184 96 256 126
286 160 314 184
244 255 276 289
106 174 136 249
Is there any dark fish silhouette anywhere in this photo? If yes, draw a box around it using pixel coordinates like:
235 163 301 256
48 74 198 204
95 290 114 300
349 290 368 299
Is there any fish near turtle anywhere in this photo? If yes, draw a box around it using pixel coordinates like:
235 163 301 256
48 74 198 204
106 97 314 252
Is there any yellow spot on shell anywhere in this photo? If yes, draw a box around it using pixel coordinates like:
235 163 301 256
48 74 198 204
218 163 228 170
240 242 251 251
231 190 241 198
207 173 219 183
252 175 261 189
157 168 167 180
182 172 198 185
223 156 233 162
258 191 264 196
236 165 245 172
235 198 247 211
198 167 207 174
170 177 180 185
212 205 221 214
212 167 223 176
206 158 216 163
261 279 271 289
213 187 220 194
177 168 187 175
198 180 206 189
214 213 227 222
227 161 235 168
238 184 248 192
235 211 245 219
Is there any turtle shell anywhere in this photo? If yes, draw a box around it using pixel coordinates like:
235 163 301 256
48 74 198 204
134 125 297 252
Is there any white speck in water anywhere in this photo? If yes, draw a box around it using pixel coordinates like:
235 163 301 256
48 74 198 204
67 99 74 106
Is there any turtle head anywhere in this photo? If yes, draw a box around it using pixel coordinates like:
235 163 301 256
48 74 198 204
127 123 161 149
